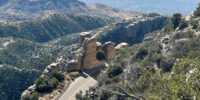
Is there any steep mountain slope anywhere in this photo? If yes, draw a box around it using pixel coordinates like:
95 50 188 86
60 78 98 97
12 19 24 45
0 37 79 100
80 0 200 15
0 13 110 42
77 6 200 100
0 0 139 20
47 14 169 46
0 14 169 100
95 14 169 45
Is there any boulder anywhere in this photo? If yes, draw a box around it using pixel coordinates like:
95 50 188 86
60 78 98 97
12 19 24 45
49 63 61 71
96 42 102 50
67 59 81 71
27 85 35 92
102 42 115 60
115 42 129 52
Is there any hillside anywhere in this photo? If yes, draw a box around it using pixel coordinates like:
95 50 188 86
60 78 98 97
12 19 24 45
46 14 169 46
0 14 168 100
0 13 109 42
0 0 139 21
80 0 200 15
0 37 79 100
76 5 200 100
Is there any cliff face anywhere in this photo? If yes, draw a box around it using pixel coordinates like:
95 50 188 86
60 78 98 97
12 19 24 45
96 15 169 45
66 32 117 71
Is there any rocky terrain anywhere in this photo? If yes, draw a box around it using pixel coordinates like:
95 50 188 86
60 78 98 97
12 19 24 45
18 13 169 100
1 1 199 99
75 4 200 100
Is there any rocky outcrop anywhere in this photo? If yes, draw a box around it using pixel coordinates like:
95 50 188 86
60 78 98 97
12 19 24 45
66 32 117 71
102 42 115 60
43 63 61 75
82 37 105 69
115 42 129 52
96 15 169 45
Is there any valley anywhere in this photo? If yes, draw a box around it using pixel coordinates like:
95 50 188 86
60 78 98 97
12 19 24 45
0 0 199 100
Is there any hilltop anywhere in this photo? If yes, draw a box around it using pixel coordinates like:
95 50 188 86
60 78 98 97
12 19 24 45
0 0 139 21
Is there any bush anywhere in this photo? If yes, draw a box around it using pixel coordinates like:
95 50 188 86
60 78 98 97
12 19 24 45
136 47 148 60
50 69 64 82
96 50 106 61
193 8 200 17
172 13 182 28
98 90 112 100
164 23 174 32
179 19 188 30
35 75 58 93
107 64 123 78
159 59 173 72
75 91 89 100
190 19 199 29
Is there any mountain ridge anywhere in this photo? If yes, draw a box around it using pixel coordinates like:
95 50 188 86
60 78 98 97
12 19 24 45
0 0 139 21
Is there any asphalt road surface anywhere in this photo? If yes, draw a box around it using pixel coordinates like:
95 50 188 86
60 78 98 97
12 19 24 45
59 68 102 100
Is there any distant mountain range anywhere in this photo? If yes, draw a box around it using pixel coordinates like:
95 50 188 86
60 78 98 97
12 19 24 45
0 0 139 21
79 0 200 15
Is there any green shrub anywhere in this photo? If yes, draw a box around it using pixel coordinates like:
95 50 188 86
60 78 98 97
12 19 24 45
159 59 173 72
172 13 182 28
50 69 64 82
96 50 106 61
35 75 57 93
107 64 123 78
136 47 148 60
194 8 200 17
98 90 112 100
75 91 89 100
21 92 39 100
179 19 188 30
164 23 174 32
190 19 199 29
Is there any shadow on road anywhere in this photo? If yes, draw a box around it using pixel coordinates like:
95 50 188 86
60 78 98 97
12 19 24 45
81 66 106 79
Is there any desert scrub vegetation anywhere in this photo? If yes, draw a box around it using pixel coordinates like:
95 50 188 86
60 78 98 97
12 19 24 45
35 69 64 93
127 58 200 99
21 91 39 100
172 36 200 59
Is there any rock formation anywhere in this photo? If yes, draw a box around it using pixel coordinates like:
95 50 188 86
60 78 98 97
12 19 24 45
102 42 115 60
115 42 129 52
82 37 105 69
66 32 118 71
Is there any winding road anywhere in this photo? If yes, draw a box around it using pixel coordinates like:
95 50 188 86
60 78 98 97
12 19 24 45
59 68 101 100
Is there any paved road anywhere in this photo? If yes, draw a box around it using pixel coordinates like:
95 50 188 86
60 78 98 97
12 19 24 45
59 68 101 100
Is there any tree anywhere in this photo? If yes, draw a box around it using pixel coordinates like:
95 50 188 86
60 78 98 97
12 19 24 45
35 75 57 93
194 8 200 17
107 64 123 78
50 69 64 82
172 13 182 28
